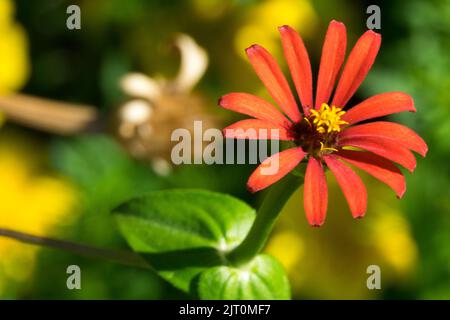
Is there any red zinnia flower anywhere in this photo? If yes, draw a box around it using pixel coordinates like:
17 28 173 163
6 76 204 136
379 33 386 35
219 21 427 226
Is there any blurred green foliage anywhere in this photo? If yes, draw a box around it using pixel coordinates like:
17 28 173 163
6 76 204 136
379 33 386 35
1 0 448 299
364 0 450 298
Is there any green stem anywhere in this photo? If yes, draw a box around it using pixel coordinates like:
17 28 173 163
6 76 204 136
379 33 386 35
0 227 150 269
228 173 304 266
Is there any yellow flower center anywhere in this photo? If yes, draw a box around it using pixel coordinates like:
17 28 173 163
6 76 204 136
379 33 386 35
309 103 348 134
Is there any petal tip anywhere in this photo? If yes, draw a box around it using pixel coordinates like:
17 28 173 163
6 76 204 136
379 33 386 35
278 25 291 31
222 128 229 137
246 182 260 193
397 189 406 199
245 44 259 54
406 96 416 112
218 96 224 106
310 222 323 228
416 141 428 157
397 181 407 199
407 164 416 173
366 29 381 38
353 209 367 219
330 20 345 28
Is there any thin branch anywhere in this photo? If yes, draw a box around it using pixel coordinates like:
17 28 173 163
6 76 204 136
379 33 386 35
0 227 150 269
0 94 101 135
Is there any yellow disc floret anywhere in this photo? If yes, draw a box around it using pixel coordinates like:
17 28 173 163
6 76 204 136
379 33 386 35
309 103 348 134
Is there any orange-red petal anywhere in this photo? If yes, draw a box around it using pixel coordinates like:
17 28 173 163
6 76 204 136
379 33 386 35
324 155 367 218
223 119 293 140
340 121 428 156
338 135 417 173
315 20 347 109
247 147 306 193
332 30 381 107
246 44 302 122
304 157 328 227
219 93 291 128
279 25 313 114
342 92 415 125
335 150 406 198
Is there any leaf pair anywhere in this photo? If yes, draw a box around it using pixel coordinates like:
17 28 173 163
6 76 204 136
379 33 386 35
113 190 290 299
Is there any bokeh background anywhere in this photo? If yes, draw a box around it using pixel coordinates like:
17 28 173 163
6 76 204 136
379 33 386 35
0 0 448 299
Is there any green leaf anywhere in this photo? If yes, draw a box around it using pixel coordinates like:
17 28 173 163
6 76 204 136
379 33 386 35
113 189 255 293
197 254 290 300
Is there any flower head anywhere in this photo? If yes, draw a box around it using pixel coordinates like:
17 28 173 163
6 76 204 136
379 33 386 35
219 21 427 226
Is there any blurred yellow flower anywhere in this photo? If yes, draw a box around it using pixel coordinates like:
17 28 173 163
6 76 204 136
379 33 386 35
0 0 29 94
370 206 418 275
0 134 75 294
235 0 318 59
265 230 304 271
